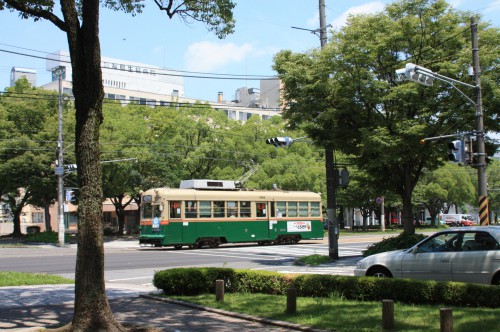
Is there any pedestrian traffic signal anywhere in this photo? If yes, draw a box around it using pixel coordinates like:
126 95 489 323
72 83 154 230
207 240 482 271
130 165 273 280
448 140 465 163
265 137 291 147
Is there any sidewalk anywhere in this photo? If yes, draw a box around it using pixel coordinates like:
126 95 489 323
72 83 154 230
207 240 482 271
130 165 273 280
0 284 329 332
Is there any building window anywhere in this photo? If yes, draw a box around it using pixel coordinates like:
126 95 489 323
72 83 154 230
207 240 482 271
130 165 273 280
31 212 44 224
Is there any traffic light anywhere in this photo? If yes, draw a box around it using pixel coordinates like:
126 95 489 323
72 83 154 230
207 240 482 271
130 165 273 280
265 137 291 147
395 63 434 86
334 168 349 188
464 136 474 165
65 190 77 203
65 164 77 173
448 140 465 163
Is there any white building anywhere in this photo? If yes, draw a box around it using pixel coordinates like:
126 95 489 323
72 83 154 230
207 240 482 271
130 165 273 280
40 50 282 122
10 67 37 87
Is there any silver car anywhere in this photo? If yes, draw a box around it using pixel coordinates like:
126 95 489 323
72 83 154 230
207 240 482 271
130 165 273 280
354 226 500 285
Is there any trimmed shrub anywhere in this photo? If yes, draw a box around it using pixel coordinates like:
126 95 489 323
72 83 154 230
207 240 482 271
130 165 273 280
363 233 427 257
153 267 500 308
25 231 70 243
153 268 206 295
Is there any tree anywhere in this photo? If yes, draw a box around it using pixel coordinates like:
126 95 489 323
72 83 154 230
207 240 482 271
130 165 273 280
101 102 149 235
0 1 235 330
0 79 61 237
414 163 476 225
274 0 500 235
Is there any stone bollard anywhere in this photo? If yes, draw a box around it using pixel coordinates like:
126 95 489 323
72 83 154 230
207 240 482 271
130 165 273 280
215 279 224 302
440 308 453 332
381 299 394 329
286 287 297 314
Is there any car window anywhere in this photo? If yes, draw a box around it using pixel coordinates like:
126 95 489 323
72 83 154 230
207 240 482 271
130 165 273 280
418 233 462 253
462 232 498 251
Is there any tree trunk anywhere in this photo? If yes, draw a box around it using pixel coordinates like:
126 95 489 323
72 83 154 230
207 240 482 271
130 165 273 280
401 193 415 234
44 199 52 232
61 0 124 330
8 193 29 238
117 205 126 235
12 209 22 238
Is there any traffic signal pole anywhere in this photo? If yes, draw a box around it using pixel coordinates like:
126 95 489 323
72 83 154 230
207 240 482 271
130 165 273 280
471 17 489 225
396 17 489 226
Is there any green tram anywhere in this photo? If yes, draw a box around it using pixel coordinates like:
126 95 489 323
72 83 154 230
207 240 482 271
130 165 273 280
139 180 324 248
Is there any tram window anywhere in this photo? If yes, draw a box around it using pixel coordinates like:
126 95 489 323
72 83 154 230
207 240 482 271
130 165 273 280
169 201 181 219
240 201 251 217
270 202 275 218
311 202 320 216
199 201 211 218
288 202 298 217
214 201 225 217
227 201 237 217
299 202 308 217
256 202 267 218
142 203 153 219
154 205 162 218
185 201 198 218
277 202 286 217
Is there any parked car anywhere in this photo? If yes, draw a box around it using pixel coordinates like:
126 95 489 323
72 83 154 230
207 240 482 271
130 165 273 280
354 226 500 285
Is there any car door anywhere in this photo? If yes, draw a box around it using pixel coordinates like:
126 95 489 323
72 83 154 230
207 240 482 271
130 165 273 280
400 232 460 281
452 231 500 284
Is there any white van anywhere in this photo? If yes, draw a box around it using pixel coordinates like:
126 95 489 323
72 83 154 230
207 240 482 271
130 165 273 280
440 214 475 226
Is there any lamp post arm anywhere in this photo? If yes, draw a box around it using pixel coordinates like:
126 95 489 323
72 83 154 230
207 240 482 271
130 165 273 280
419 70 476 106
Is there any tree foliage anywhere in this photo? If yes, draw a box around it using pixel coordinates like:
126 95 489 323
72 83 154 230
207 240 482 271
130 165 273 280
0 79 63 236
273 0 500 234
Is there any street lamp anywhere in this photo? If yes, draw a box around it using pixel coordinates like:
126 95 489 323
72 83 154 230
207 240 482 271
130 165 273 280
395 17 489 225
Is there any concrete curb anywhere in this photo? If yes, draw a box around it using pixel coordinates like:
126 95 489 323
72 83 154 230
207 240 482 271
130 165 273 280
141 294 334 332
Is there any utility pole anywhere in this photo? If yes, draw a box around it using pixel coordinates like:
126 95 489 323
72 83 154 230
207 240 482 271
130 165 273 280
53 66 66 246
396 18 490 226
319 0 339 259
471 17 489 225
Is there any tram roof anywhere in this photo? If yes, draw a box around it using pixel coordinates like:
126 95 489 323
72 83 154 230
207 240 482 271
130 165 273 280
141 187 322 201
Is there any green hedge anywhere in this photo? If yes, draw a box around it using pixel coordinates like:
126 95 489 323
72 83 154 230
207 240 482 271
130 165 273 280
25 231 70 243
153 267 500 308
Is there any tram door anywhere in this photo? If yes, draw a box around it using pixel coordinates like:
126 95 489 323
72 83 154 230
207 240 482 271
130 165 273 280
259 201 278 238
167 201 183 243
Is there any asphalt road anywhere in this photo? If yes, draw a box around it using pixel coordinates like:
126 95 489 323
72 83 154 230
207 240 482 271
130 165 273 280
0 233 397 288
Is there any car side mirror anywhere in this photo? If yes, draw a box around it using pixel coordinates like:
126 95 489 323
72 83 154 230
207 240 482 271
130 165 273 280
412 247 419 254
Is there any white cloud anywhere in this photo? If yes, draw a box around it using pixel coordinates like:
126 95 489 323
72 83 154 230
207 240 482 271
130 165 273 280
184 41 254 72
330 2 386 29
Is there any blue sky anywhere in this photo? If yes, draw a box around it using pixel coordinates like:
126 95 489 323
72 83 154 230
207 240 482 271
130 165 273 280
0 0 499 102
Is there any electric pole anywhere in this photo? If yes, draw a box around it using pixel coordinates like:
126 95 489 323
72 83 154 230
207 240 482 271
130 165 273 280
471 16 489 225
319 0 339 259
53 66 66 246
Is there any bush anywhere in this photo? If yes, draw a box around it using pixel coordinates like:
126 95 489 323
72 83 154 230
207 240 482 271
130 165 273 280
25 231 70 243
153 267 500 308
362 233 427 257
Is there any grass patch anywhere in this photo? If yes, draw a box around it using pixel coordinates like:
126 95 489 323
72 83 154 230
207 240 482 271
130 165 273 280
296 254 332 266
170 293 499 332
0 271 73 287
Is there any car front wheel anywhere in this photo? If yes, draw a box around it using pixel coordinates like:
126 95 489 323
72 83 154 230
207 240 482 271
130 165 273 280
367 267 393 278
492 273 500 286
